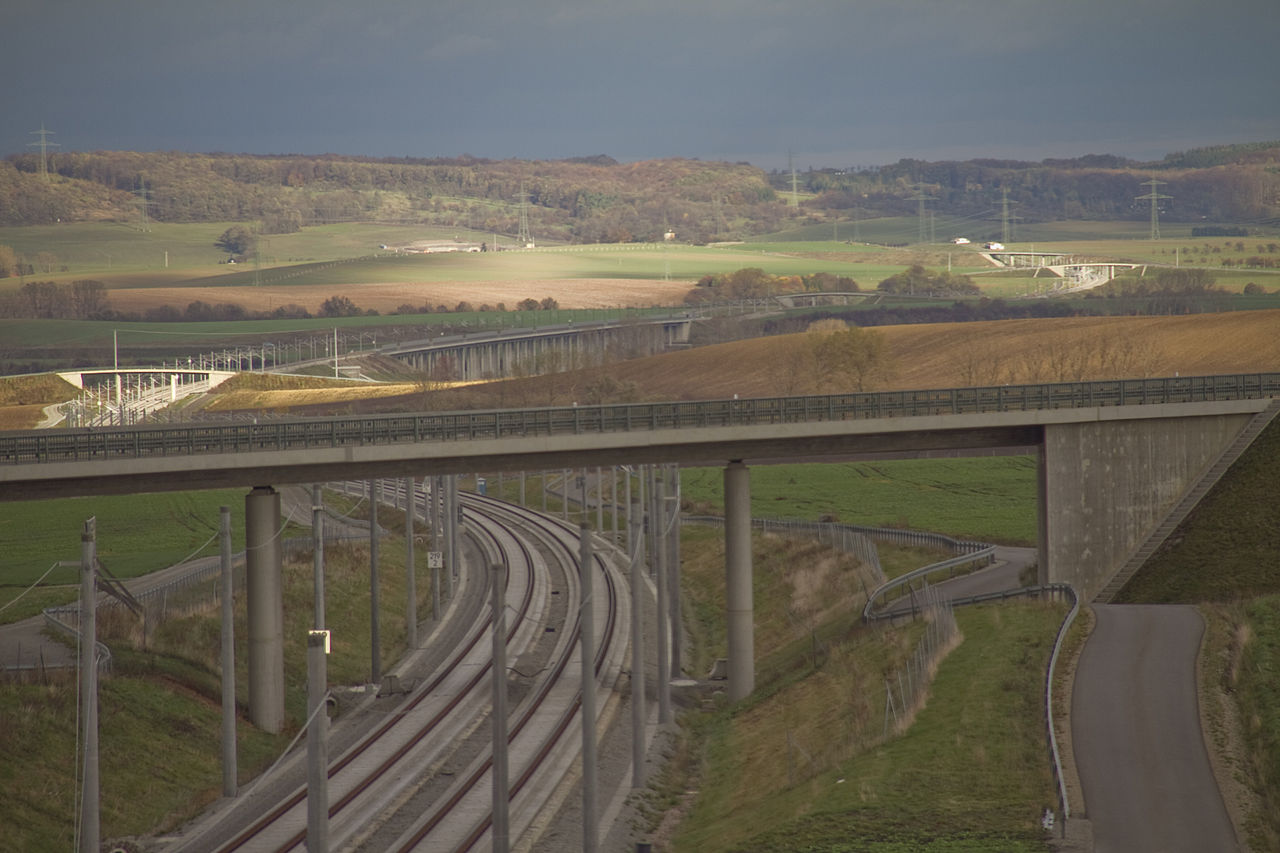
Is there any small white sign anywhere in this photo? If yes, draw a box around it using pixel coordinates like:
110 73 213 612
428 551 443 569
308 628 331 654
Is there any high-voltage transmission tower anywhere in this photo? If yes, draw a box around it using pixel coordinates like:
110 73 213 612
788 150 800 207
516 184 533 247
1000 187 1020 244
910 184 932 243
28 125 59 181
1136 179 1172 240
134 182 154 231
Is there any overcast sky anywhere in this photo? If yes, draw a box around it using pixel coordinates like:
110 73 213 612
4 0 1278 170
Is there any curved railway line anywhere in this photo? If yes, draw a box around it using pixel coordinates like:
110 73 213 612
166 488 629 853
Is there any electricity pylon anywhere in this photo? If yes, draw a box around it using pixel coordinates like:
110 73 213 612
1136 179 1172 240
28 125 59 181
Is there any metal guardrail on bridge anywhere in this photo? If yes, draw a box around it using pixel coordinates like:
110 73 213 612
3 372 1278 466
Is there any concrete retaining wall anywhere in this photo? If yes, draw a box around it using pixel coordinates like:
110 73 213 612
1043 412 1252 599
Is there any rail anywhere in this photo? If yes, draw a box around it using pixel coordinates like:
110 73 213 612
861 546 998 622
3 372 1278 466
1043 582 1081 834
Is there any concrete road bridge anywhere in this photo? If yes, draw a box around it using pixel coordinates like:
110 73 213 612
4 372 1278 722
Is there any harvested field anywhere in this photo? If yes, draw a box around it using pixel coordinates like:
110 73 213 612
204 383 426 411
411 309 1280 408
104 278 694 314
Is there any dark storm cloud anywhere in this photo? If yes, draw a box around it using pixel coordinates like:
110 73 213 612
3 0 1277 167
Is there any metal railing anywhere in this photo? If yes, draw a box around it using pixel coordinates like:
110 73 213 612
861 546 998 622
4 372 1278 466
1043 582 1081 834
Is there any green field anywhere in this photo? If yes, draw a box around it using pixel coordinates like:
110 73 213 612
0 221 499 280
3 220 1276 300
0 489 254 623
682 457 1039 545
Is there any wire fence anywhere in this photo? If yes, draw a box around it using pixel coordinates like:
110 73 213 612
685 514 993 589
779 582 960 787
38 527 370 648
881 583 959 737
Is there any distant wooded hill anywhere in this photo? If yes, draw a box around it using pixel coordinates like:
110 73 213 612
3 142 1278 239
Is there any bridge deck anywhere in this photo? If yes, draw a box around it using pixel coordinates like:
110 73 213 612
1 373 1276 501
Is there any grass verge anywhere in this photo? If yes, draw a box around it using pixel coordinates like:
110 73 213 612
653 527 1061 852
0 504 431 848
681 457 1039 545
0 489 254 624
1115 415 1280 603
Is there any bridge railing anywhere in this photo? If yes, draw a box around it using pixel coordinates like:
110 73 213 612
4 372 1278 465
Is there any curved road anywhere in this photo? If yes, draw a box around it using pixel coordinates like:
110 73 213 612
1072 604 1238 852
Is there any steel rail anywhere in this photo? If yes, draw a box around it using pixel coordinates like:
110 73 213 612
391 494 623 852
208 499 538 853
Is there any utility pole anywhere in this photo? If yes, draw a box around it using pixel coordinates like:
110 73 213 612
578 523 598 853
1136 179 1172 240
78 518 100 853
491 562 510 853
312 486 325 630
306 629 329 853
405 477 417 648
369 479 381 687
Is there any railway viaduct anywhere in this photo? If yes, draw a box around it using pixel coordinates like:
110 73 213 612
383 316 693 381
3 373 1277 730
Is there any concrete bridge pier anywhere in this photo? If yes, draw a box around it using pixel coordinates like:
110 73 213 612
724 460 754 702
246 485 285 733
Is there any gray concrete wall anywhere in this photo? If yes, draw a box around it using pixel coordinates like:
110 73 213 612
1043 412 1252 600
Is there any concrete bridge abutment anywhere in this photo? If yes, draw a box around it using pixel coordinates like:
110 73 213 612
1042 411 1253 600
245 485 285 734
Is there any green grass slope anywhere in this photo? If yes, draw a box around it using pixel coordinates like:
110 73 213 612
1115 415 1280 603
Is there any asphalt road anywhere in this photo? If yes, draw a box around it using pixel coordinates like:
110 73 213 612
878 545 1034 619
1072 604 1239 852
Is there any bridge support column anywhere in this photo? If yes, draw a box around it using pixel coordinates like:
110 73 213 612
724 461 754 702
1037 443 1049 587
245 486 285 733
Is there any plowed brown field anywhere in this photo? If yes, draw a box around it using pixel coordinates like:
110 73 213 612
245 310 1280 413
104 278 693 314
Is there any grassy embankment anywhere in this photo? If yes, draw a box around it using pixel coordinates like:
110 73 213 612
0 487 430 850
650 525 1063 852
1113 415 1280 850
0 373 78 429
0 489 253 623
681 457 1038 546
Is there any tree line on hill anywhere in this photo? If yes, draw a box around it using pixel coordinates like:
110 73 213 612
684 265 979 304
3 141 1278 241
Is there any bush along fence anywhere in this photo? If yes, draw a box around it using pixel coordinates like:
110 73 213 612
882 582 959 737
687 513 1078 836
776 581 961 788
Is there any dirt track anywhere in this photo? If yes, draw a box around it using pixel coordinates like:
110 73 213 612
105 278 694 314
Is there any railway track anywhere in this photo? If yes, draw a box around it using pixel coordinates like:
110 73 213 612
164 486 629 853
385 493 629 852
